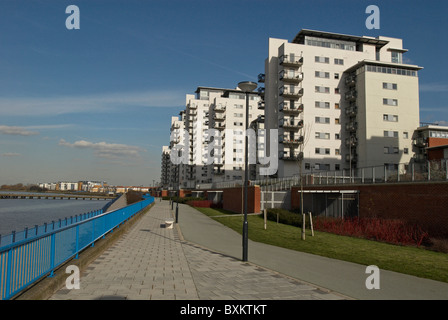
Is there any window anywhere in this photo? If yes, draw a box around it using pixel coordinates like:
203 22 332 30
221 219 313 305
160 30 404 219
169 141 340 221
335 118 340 124
234 104 243 109
334 58 344 65
383 114 398 122
315 71 330 78
315 117 330 124
383 98 398 106
335 88 340 94
315 163 330 170
335 103 340 109
404 148 409 154
335 133 340 140
315 86 330 93
391 51 402 64
334 73 340 79
305 163 310 170
335 149 340 155
315 101 330 109
403 132 409 139
315 148 330 155
335 164 340 171
233 122 243 126
234 113 243 118
315 132 330 139
383 82 398 90
367 64 417 77
384 130 399 138
315 56 330 64
384 147 399 154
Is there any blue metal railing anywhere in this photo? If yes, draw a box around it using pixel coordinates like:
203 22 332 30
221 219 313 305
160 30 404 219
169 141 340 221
0 196 154 300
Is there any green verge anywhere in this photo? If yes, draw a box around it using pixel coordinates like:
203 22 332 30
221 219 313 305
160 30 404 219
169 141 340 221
194 207 448 283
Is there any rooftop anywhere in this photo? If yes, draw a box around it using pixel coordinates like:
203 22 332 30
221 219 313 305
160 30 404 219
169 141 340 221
292 29 389 48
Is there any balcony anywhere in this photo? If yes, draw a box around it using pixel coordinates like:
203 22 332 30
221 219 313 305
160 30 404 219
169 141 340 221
258 87 265 97
414 137 427 148
345 90 357 102
345 137 358 147
189 103 197 110
280 151 304 161
279 103 303 115
279 119 304 131
215 123 226 130
214 104 226 112
258 101 265 110
214 115 226 121
345 106 358 117
258 73 265 83
280 135 304 146
279 55 303 68
213 167 225 175
413 153 426 163
345 154 358 163
279 71 304 84
279 86 304 100
345 122 358 132
345 75 356 87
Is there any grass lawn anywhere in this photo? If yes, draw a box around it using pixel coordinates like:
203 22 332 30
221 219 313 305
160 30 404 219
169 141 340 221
195 207 448 283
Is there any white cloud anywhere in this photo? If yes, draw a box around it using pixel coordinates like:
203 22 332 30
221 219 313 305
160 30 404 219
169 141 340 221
0 90 185 116
59 139 145 160
0 125 39 136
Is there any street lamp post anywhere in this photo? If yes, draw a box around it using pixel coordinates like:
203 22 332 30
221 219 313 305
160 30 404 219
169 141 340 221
237 81 257 262
176 163 179 223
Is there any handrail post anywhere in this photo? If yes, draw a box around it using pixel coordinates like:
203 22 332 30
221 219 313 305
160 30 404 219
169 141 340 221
5 248 12 299
91 220 95 247
49 233 55 278
75 225 80 259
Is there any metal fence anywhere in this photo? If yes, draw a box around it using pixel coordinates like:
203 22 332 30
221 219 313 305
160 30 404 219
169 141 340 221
0 196 154 300
195 160 448 191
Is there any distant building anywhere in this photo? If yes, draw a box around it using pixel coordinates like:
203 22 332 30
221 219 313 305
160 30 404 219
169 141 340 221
58 182 79 191
414 124 448 163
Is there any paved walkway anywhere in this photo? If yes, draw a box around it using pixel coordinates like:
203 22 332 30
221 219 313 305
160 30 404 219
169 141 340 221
49 201 346 300
49 200 448 300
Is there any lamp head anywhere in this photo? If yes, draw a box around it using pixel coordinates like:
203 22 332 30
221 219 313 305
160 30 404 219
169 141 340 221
237 81 257 93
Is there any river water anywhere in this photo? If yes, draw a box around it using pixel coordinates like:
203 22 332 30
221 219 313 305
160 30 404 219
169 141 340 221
0 192 110 236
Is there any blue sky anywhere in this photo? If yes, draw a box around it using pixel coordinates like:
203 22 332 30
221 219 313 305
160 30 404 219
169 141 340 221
0 0 447 186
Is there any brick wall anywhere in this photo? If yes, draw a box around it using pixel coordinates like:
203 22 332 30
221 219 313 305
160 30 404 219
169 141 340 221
291 182 448 237
222 186 261 214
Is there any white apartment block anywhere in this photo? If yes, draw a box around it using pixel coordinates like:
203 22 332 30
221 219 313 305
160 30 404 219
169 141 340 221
160 145 172 189
169 86 263 189
262 29 422 178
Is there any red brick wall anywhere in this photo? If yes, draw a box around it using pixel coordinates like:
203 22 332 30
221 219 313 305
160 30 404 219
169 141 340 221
222 186 261 214
291 183 448 237
428 148 446 161
428 137 448 148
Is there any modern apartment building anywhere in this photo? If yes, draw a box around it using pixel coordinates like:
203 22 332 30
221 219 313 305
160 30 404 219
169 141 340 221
164 86 263 189
261 29 422 178
414 124 448 163
160 145 172 189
